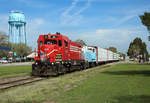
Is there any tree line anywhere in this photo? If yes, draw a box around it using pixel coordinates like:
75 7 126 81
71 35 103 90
0 32 32 58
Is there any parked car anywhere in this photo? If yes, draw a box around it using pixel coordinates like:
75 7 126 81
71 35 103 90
0 59 8 64
8 58 13 63
15 57 21 62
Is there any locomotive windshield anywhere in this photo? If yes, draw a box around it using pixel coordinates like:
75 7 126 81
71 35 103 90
44 40 57 45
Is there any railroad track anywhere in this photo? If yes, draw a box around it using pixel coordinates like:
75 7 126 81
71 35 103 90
0 76 44 90
0 62 119 90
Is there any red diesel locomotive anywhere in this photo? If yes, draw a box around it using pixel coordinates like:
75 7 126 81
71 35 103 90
32 32 86 76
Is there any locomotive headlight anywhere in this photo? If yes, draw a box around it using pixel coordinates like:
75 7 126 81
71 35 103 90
40 56 46 62
40 53 47 62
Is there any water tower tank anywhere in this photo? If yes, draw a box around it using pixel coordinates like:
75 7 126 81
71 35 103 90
8 11 26 44
9 11 26 25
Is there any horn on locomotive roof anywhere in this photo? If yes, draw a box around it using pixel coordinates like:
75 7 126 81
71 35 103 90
56 32 61 35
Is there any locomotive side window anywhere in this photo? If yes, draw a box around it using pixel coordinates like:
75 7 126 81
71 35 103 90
51 36 57 38
64 40 68 47
44 40 57 45
39 41 43 46
58 40 62 46
39 41 43 50
93 49 95 52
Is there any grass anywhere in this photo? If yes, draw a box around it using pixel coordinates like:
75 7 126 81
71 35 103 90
0 65 32 78
56 63 150 103
0 63 150 103
0 64 111 103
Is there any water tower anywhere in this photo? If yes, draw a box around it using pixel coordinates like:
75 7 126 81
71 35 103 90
8 11 26 44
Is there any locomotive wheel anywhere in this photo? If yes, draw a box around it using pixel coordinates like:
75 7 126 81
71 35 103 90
80 63 86 70
85 62 89 69
56 63 66 74
41 65 47 74
32 64 40 76
51 66 58 76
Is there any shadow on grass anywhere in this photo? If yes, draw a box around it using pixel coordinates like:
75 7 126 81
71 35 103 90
102 70 150 76
6 100 38 103
111 95 150 103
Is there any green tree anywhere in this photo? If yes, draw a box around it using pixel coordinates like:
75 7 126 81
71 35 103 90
11 43 32 57
127 37 149 61
0 32 32 58
0 32 9 57
108 46 117 53
75 39 86 45
118 52 126 60
0 32 8 46
139 12 150 34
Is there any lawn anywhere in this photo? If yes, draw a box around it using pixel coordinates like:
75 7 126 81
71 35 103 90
56 63 150 103
0 63 150 103
0 65 32 78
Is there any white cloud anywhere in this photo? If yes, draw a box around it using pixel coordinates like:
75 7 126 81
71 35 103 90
26 18 46 49
0 14 8 33
16 0 49 8
79 0 120 2
61 0 91 26
32 18 45 25
114 15 136 27
72 26 149 53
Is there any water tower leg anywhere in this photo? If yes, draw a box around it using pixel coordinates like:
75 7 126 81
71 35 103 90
19 26 21 43
8 25 9 43
10 25 12 43
24 24 26 44
22 26 24 43
14 24 16 43
8 24 10 43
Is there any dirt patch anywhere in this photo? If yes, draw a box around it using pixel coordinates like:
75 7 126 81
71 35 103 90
42 99 56 103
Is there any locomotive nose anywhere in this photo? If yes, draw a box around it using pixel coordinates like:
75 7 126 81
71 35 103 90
40 45 58 62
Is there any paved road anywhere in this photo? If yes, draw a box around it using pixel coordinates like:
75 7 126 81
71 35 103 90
0 62 33 67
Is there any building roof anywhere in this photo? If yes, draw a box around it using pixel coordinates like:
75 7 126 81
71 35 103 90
26 52 37 58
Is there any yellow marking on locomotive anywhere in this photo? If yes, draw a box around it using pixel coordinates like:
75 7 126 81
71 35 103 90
55 54 62 61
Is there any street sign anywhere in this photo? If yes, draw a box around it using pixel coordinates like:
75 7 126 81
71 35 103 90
0 47 11 50
14 52 17 56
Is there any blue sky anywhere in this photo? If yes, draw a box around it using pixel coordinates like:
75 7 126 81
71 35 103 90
0 0 150 53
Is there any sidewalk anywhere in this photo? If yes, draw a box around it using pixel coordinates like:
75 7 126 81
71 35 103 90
0 62 33 67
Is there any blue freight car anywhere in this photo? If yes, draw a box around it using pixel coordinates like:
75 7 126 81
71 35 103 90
82 46 97 67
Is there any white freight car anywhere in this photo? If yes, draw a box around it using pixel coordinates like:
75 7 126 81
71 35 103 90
97 47 108 63
107 50 114 61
